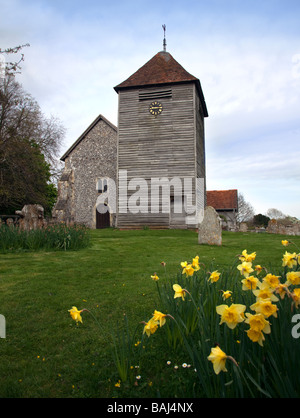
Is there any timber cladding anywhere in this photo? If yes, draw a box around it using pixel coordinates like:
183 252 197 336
117 83 205 229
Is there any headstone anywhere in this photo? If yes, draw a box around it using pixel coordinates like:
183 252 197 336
6 218 14 227
239 222 248 232
15 204 45 230
198 206 222 246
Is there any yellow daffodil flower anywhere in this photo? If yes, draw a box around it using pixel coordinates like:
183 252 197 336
68 306 83 323
245 313 271 334
192 256 200 271
207 346 228 375
246 328 266 347
255 265 263 274
263 273 281 289
152 310 167 327
181 261 188 268
286 271 300 286
182 263 195 276
292 289 300 309
151 273 159 281
241 276 260 291
216 303 246 329
281 240 289 246
253 282 279 302
282 251 297 268
237 261 254 278
143 318 159 337
275 283 290 300
208 270 221 283
250 298 278 318
222 290 232 300
239 249 256 262
173 284 186 300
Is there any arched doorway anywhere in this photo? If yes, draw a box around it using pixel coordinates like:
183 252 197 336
96 204 110 229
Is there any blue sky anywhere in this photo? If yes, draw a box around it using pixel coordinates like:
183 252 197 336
1 0 300 218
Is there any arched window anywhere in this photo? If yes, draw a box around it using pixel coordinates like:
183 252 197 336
97 178 108 193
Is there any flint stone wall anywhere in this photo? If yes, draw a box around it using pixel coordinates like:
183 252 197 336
267 219 300 236
53 117 117 228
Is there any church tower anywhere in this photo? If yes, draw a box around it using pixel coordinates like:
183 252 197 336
114 42 208 229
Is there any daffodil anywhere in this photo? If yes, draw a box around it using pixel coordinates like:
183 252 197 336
253 282 279 302
207 346 228 374
237 261 254 278
282 251 297 268
143 318 159 337
286 271 300 286
275 283 290 300
282 240 289 247
152 310 167 327
151 273 159 281
173 284 186 300
239 249 256 262
246 328 266 347
192 256 200 271
208 270 221 283
250 298 278 318
263 273 281 289
292 288 300 309
241 276 260 291
221 290 232 300
68 306 83 323
245 313 271 334
216 303 246 329
182 263 195 277
255 265 263 274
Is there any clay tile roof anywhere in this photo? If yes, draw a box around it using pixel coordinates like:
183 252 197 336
114 51 208 117
206 190 238 210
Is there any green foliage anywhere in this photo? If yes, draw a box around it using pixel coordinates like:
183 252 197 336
253 213 270 227
0 75 64 215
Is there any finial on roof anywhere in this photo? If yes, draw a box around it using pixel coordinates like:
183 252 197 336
162 24 167 52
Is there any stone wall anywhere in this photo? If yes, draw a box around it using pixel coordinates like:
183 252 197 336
53 116 117 228
267 219 300 236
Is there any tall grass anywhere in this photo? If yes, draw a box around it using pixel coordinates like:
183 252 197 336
0 223 90 252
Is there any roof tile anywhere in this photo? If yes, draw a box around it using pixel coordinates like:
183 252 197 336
206 190 238 210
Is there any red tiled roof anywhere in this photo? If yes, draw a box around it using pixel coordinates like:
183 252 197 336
206 190 238 210
114 51 208 117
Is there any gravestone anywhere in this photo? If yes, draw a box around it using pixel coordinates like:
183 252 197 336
15 204 45 230
239 222 248 232
6 218 14 227
198 206 222 246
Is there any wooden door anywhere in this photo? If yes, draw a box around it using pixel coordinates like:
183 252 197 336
96 206 110 229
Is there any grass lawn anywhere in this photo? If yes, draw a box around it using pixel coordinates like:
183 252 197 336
0 228 299 398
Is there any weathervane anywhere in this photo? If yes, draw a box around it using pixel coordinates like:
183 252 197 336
162 24 167 52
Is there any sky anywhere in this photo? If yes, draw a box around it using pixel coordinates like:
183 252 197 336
1 0 300 218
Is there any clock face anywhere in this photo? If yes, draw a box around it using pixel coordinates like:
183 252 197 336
149 101 163 116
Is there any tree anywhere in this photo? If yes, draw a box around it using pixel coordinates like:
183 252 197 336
0 44 30 76
237 192 255 223
0 74 65 214
266 208 286 220
253 213 270 227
